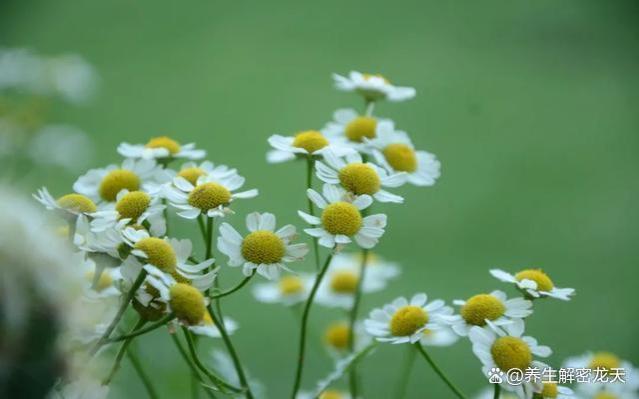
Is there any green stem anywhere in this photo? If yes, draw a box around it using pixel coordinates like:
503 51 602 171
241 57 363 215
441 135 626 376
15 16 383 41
90 269 147 356
127 344 160 399
210 273 255 299
493 384 501 399
365 100 376 117
305 155 321 271
162 198 170 236
197 216 207 240
207 306 254 399
415 344 467 399
395 345 417 399
347 249 369 398
107 314 175 343
182 327 242 394
170 334 217 399
290 252 335 399
102 318 146 385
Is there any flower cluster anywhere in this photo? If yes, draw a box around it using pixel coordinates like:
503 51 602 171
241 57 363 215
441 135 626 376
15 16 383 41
31 70 636 399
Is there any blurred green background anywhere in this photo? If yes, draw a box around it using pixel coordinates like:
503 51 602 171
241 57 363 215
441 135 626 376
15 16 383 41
2 0 639 397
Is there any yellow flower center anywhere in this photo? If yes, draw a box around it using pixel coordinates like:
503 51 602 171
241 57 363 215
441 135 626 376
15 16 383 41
390 305 428 336
292 130 329 153
363 73 389 84
279 275 304 295
145 136 181 155
56 193 97 213
84 270 113 292
345 116 377 142
588 352 621 372
319 390 344 399
187 182 231 211
134 237 177 272
490 336 532 371
460 294 506 326
321 202 362 236
115 191 151 221
324 322 350 350
178 167 206 185
541 383 558 398
594 393 618 399
383 143 418 172
515 269 554 292
241 230 285 264
99 169 141 202
330 271 359 293
338 163 381 195
169 283 206 325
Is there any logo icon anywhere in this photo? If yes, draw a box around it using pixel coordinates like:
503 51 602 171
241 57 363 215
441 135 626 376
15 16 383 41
488 367 503 384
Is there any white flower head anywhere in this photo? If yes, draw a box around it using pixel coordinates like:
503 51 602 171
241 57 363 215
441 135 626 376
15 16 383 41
164 170 258 219
74 215 127 260
316 150 406 203
333 71 416 102
469 320 552 397
175 161 238 186
299 184 387 249
252 273 314 306
490 268 575 301
315 253 398 310
267 129 355 164
368 120 441 187
120 227 216 293
322 320 371 356
73 158 170 203
297 390 352 399
218 212 309 280
446 290 533 337
142 265 221 333
419 323 459 347
34 187 98 220
79 253 120 299
118 136 205 161
563 352 638 397
364 293 452 345
322 108 389 152
532 383 574 399
90 189 166 236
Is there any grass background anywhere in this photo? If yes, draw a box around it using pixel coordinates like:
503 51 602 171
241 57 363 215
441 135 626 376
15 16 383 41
2 0 638 397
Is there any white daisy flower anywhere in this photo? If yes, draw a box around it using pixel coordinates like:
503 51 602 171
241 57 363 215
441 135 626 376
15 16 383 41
252 273 314 306
299 184 387 249
90 189 166 236
33 187 98 220
563 351 638 397
446 290 533 337
364 293 452 345
297 390 351 399
419 324 459 347
73 158 170 203
175 161 237 186
532 383 574 399
80 253 120 299
74 215 127 261
117 136 205 161
469 320 552 398
322 321 371 355
322 108 390 151
120 227 216 292
368 120 441 186
333 71 416 102
217 212 309 279
315 150 406 203
490 268 575 301
163 171 258 219
142 265 225 336
267 129 355 164
315 254 398 309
